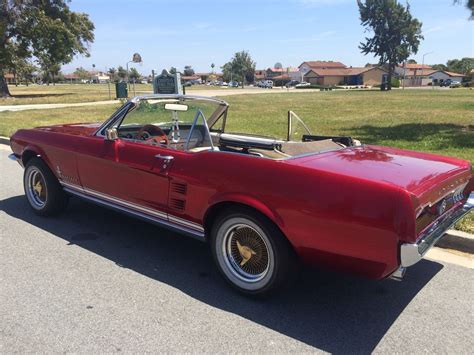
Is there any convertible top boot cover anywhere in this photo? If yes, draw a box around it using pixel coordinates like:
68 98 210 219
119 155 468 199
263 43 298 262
280 140 342 156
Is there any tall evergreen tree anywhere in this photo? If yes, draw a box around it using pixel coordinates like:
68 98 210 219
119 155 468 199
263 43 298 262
358 0 423 90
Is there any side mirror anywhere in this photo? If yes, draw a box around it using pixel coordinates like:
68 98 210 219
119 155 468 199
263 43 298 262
105 128 118 141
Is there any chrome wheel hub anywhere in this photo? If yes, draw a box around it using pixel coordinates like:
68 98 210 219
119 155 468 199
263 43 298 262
223 224 270 283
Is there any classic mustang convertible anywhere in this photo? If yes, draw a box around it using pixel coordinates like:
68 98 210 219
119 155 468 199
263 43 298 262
9 95 473 296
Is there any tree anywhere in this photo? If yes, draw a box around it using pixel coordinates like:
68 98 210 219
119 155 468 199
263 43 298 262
407 59 418 64
446 57 474 75
358 0 423 90
74 67 89 80
0 0 95 97
211 63 215 73
274 62 283 69
117 66 127 80
129 67 140 83
40 63 61 85
432 63 448 71
15 59 37 86
108 67 117 82
183 65 195 76
169 67 177 75
454 0 474 19
221 51 256 87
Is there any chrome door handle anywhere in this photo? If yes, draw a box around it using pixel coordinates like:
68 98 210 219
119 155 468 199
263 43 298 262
155 154 174 163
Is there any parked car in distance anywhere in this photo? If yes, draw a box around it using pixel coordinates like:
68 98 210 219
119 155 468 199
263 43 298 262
295 81 311 88
285 80 300 88
439 79 452 87
257 80 273 88
228 81 239 88
9 95 473 297
449 81 462 88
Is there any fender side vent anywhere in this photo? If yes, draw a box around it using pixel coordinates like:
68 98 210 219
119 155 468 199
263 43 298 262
170 198 186 211
171 182 187 195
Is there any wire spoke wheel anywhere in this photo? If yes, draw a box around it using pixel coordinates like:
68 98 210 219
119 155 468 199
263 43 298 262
26 168 47 208
223 224 271 283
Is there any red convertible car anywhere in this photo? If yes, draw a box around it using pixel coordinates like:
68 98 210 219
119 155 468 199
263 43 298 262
9 94 473 296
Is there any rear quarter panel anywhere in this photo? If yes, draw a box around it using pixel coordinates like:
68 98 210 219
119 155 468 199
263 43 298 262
180 151 409 279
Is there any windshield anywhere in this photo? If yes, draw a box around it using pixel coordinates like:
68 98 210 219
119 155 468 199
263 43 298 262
112 96 228 152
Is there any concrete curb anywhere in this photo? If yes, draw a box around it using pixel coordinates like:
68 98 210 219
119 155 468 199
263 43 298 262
1 134 473 253
438 230 474 254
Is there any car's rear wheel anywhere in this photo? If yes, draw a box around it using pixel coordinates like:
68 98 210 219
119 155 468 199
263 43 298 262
210 208 296 297
24 158 68 216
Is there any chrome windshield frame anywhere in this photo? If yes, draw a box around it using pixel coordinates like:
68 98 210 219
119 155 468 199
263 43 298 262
94 94 229 137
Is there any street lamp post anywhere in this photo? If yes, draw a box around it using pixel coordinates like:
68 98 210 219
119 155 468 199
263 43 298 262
126 53 142 96
421 51 434 86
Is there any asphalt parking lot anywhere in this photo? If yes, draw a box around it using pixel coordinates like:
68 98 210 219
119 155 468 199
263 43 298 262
1 148 473 353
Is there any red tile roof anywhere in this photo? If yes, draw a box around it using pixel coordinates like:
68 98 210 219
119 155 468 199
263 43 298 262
443 71 465 77
404 63 432 69
299 61 346 69
403 69 437 77
64 73 80 79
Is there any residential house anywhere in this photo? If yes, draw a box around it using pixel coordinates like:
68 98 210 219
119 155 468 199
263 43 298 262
254 69 266 81
90 71 110 83
298 61 346 81
4 73 15 84
266 67 300 83
63 73 82 83
396 64 434 86
181 75 201 83
304 66 387 86
396 64 465 86
428 70 465 85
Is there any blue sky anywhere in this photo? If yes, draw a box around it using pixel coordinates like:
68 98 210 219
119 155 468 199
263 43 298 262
63 0 474 74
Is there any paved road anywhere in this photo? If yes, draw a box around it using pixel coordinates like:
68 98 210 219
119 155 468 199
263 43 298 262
1 148 473 353
0 87 321 112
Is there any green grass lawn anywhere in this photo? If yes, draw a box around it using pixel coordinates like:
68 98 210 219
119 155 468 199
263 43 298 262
1 89 472 232
0 83 227 105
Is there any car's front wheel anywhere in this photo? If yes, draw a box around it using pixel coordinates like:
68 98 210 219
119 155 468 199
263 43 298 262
210 208 296 297
23 158 68 216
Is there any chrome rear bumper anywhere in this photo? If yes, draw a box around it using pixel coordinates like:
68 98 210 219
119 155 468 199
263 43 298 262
400 192 473 267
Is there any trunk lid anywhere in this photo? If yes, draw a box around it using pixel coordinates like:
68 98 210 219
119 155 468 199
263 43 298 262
289 145 472 208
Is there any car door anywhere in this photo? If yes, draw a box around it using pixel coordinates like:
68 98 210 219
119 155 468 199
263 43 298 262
76 135 172 219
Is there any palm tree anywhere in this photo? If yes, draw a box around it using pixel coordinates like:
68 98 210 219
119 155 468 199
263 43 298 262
211 63 215 73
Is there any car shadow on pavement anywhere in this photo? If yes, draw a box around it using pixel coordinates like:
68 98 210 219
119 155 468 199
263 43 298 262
1 195 444 353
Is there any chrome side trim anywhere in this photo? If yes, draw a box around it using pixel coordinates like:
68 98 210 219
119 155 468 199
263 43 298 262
60 181 205 238
400 192 473 267
82 187 168 220
168 215 204 232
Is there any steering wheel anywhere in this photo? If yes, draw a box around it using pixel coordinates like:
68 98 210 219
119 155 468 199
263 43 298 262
136 124 169 145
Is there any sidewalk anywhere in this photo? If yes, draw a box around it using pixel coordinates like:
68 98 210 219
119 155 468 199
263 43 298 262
0 88 324 112
0 100 121 112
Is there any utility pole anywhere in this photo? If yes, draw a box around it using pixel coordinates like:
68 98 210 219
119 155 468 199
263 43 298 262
421 51 434 86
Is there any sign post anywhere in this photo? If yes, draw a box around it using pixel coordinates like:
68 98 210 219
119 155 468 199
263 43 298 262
153 69 183 95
